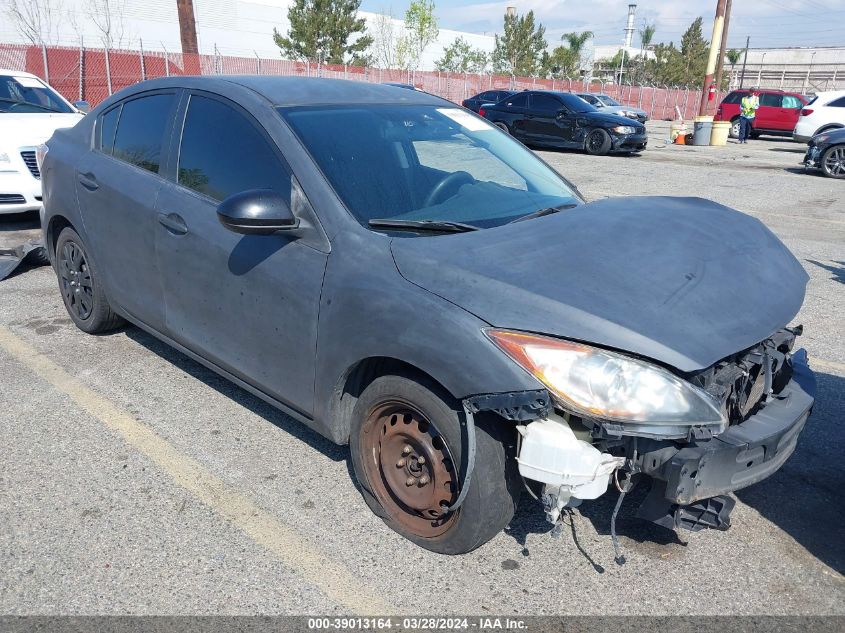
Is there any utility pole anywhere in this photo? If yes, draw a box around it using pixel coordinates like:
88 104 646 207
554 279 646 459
618 4 636 84
177 0 199 54
713 0 732 93
698 0 727 116
739 36 750 88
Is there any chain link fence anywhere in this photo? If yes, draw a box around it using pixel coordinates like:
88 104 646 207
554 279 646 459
1 42 716 120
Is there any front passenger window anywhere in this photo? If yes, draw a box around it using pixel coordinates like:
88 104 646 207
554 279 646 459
177 95 291 203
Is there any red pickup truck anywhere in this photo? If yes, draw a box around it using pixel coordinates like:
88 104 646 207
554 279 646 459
714 89 808 139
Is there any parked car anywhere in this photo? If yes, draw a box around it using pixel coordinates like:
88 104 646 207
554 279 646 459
574 92 648 123
714 88 807 139
0 69 87 214
793 90 845 143
462 89 516 113
42 77 814 555
802 127 845 178
481 90 647 154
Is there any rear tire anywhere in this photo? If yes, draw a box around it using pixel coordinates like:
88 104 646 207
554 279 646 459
729 118 740 139
55 227 124 334
585 128 612 155
349 373 520 554
494 122 510 134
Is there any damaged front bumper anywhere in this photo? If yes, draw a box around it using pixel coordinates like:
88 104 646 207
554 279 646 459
611 131 648 152
635 349 814 529
504 345 815 535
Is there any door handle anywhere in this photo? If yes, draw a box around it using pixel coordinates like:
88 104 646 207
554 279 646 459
157 212 188 235
77 172 99 191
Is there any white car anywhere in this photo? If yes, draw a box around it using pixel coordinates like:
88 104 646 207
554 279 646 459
793 89 845 143
0 69 86 215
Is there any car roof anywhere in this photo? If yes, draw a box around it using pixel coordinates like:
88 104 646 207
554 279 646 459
0 68 39 79
116 76 449 107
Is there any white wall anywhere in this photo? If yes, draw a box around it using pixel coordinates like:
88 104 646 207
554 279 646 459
0 0 495 70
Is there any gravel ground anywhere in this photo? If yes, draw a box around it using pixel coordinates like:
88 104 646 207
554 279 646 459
1 123 843 616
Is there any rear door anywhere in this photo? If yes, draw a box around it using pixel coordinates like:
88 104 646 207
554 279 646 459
75 90 179 330
499 92 529 139
154 91 328 416
780 94 805 131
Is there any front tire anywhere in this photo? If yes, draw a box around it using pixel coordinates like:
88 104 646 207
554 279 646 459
585 128 612 155
349 374 520 554
55 227 124 334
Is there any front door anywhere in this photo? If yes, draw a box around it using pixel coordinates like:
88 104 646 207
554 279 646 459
755 93 783 130
154 92 328 416
76 91 179 330
526 93 571 145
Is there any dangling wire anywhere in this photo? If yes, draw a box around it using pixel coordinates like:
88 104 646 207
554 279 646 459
610 441 638 566
610 472 633 565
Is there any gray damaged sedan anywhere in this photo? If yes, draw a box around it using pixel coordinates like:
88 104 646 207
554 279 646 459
40 77 815 555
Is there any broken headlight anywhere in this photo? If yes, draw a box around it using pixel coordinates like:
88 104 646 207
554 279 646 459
487 330 726 437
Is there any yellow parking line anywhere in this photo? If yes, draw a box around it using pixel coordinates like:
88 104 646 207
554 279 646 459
811 357 845 375
0 324 393 615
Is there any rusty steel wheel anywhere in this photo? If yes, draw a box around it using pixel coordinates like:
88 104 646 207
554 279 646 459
350 373 520 553
360 400 459 537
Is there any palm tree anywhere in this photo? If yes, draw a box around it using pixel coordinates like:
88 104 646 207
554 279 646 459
637 23 656 83
726 49 742 89
560 30 593 76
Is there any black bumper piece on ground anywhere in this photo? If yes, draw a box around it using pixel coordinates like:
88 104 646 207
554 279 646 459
637 349 815 531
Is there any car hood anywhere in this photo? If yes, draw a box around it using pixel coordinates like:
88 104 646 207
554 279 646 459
390 196 808 373
0 113 83 147
579 110 644 127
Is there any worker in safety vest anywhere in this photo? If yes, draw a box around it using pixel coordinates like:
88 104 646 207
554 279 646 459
738 89 760 144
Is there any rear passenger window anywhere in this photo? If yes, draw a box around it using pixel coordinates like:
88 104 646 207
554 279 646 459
112 93 175 173
723 92 745 104
506 93 528 108
98 105 121 155
828 96 845 107
177 94 290 202
782 95 803 109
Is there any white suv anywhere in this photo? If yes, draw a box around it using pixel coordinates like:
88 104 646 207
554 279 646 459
0 69 86 214
793 90 845 143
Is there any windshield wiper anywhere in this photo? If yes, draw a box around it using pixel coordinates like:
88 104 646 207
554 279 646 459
368 219 479 233
508 203 578 224
0 97 63 113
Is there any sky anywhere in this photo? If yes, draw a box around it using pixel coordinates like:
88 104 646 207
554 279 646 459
360 0 845 49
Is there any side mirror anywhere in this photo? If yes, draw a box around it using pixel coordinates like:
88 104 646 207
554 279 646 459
217 189 298 235
73 100 90 114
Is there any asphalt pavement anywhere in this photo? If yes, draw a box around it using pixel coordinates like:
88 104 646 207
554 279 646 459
1 123 843 615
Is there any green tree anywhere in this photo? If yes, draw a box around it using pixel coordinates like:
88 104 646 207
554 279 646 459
676 17 708 85
435 37 489 73
492 10 546 77
396 0 439 72
636 18 708 87
273 0 373 65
